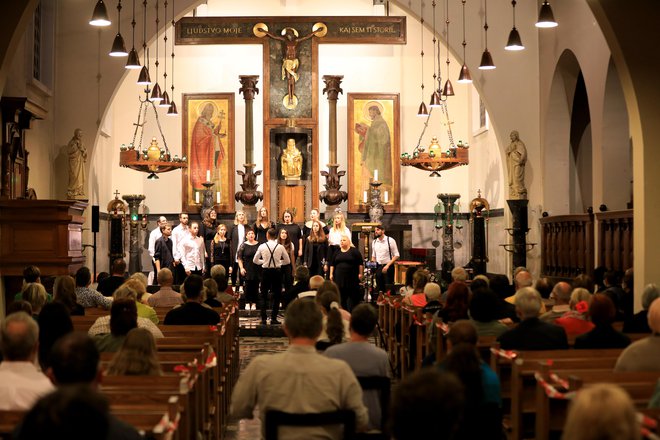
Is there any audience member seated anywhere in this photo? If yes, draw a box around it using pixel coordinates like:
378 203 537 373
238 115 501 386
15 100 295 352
422 282 443 313
498 287 569 350
468 288 509 337
554 287 595 337
615 298 660 371
297 274 325 300
562 383 639 440
572 273 596 293
122 278 158 324
623 283 659 334
389 369 464 440
106 328 162 376
88 286 163 339
21 282 48 319
0 312 54 410
97 258 127 297
539 281 571 322
489 274 517 322
203 278 223 308
41 332 142 439
209 265 237 305
325 303 390 431
93 299 138 352
451 266 468 283
505 270 534 304
230 299 368 438
146 268 183 308
602 270 625 318
284 265 311 309
316 290 350 349
469 276 489 293
440 321 502 439
38 302 74 371
164 275 221 325
94 272 110 289
53 275 84 316
75 266 112 309
402 269 430 306
535 276 555 299
14 385 124 440
440 281 470 323
6 300 32 316
621 268 635 324
317 281 351 321
574 294 630 349
14 265 52 302
398 265 418 296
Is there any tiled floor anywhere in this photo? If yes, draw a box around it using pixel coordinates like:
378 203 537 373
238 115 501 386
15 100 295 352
224 335 289 440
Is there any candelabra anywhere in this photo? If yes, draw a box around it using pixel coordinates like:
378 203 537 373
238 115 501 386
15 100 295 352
366 180 385 224
201 181 215 214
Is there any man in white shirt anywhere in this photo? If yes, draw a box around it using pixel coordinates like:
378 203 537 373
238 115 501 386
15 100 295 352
148 216 167 285
371 224 400 293
231 299 368 438
179 221 205 277
0 312 54 410
253 228 291 325
171 213 190 284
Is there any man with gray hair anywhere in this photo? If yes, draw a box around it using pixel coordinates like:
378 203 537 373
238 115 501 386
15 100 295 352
505 269 546 313
623 283 660 333
498 287 568 350
231 299 368 438
0 312 54 409
540 281 572 322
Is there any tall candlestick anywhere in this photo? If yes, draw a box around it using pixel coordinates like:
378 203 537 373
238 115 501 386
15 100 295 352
216 191 221 204
374 169 379 181
206 170 211 182
195 192 200 204
363 191 368 203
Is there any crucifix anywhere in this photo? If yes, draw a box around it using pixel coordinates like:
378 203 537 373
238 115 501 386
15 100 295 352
175 15 406 213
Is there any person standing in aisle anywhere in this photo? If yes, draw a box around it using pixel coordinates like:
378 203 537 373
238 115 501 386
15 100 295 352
253 228 290 326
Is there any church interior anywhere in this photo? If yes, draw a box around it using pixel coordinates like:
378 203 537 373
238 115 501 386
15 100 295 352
0 0 660 437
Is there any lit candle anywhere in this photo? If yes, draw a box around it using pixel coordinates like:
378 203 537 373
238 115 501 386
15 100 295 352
216 191 221 204
374 169 379 181
363 191 368 203
206 170 211 182
195 192 200 204
384 191 389 203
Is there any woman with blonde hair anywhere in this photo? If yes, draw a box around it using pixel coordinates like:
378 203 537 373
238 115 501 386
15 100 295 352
329 234 363 311
554 287 594 337
22 282 48 318
229 210 248 287
210 223 232 277
106 327 162 376
253 206 275 244
122 278 158 324
53 275 84 316
302 220 328 276
327 210 351 264
562 383 640 440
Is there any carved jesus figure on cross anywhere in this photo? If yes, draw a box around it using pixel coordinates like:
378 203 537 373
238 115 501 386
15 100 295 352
254 22 327 108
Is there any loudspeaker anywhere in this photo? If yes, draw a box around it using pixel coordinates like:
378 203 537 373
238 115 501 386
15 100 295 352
91 205 100 233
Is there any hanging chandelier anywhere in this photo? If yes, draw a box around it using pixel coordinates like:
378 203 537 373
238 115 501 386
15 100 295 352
119 92 187 179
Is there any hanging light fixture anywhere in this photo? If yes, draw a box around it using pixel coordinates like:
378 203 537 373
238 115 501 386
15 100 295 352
158 0 171 108
90 0 111 26
442 0 454 96
429 1 441 108
505 0 524 51
136 0 152 85
417 2 428 117
167 0 178 116
478 0 495 70
536 1 558 28
150 0 163 102
125 0 141 68
457 0 472 84
109 1 128 56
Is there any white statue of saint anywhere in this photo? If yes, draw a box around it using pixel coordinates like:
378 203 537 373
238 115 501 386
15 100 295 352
506 130 528 199
67 128 87 199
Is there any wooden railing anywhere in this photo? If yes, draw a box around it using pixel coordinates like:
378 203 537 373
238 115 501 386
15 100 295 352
539 214 594 279
596 210 633 272
540 210 634 279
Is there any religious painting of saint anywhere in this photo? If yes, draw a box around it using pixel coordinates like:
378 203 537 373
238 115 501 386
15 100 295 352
347 93 400 213
182 93 235 213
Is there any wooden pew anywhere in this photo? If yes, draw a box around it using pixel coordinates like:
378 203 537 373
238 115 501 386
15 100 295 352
534 370 660 440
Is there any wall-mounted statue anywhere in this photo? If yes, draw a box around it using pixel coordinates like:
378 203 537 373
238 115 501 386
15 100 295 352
254 22 327 109
506 130 527 200
67 128 87 199
281 138 303 180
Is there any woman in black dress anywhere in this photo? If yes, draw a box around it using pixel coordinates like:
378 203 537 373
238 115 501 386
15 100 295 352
278 210 303 264
210 223 232 277
199 208 217 274
254 206 275 244
329 234 364 311
278 228 296 294
303 220 328 277
237 228 261 311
